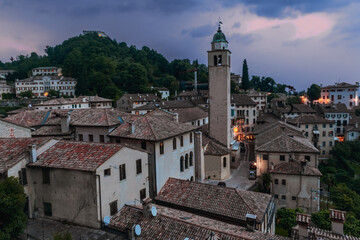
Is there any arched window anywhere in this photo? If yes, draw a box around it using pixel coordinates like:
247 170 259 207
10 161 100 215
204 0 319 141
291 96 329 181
185 154 189 169
190 176 194 181
189 152 193 167
223 157 227 168
213 55 217 66
180 156 184 172
160 142 164 154
190 132 193 143
173 138 177 150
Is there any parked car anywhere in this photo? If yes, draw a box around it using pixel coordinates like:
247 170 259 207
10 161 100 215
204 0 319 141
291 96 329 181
250 162 257 170
249 170 256 180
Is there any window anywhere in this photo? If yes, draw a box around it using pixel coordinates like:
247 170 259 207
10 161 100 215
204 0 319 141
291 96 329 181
322 131 326 137
140 188 146 201
223 157 227 168
280 155 285 161
343 120 347 126
141 141 147 150
180 136 184 147
337 95 342 100
292 196 297 201
330 124 333 128
322 150 326 155
136 159 142 174
232 157 235 162
173 138 177 150
78 134 83 141
104 168 111 176
329 131 334 137
274 179 278 184
190 152 193 166
305 156 310 161
190 133 193 143
99 135 105 143
282 179 286 185
305 132 308 137
281 195 286 200
263 154 269 160
322 141 326 147
119 164 126 180
305 124 309 129
18 168 27 185
180 157 184 172
274 194 279 199
185 154 189 169
323 124 327 128
42 168 50 184
160 142 164 154
89 134 93 142
329 141 333 147
43 202 52 216
110 201 118 215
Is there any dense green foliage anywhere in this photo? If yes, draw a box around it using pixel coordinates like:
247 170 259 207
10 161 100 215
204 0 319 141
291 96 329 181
286 96 302 105
307 84 321 102
0 177 27 240
249 76 288 94
0 33 207 99
275 208 304 236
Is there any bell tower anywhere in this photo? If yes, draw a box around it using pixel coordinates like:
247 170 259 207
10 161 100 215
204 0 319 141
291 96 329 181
208 21 231 148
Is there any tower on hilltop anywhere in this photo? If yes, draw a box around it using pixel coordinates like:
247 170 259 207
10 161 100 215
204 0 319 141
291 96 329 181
208 20 231 148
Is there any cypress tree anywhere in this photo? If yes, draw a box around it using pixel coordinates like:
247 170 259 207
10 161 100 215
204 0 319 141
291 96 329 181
242 59 250 91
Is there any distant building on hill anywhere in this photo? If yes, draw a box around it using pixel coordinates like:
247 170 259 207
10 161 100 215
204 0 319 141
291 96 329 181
317 82 359 108
32 67 62 76
0 79 15 99
83 30 110 38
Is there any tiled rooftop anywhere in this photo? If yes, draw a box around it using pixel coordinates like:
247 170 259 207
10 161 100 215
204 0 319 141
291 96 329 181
287 114 334 125
34 96 112 106
231 94 257 106
122 93 160 102
322 82 359 89
277 104 316 114
0 138 51 173
132 100 197 111
108 205 288 240
155 178 273 223
269 161 322 176
171 107 208 123
108 115 198 141
203 135 231 156
29 141 127 171
316 103 349 113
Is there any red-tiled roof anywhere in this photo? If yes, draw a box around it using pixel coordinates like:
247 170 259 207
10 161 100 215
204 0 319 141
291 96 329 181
316 103 349 113
0 138 51 173
108 115 198 141
171 107 208 123
329 209 346 222
322 82 359 89
269 161 322 176
122 93 160 102
70 109 130 127
203 136 231 156
287 114 334 125
29 141 127 171
109 205 287 240
231 94 257 106
155 178 273 223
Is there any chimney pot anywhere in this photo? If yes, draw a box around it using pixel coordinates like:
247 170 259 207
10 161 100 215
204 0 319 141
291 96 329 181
28 144 37 163
295 213 311 239
129 121 135 134
330 209 346 235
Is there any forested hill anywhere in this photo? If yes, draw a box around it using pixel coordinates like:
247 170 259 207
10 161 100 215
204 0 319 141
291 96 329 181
0 32 208 99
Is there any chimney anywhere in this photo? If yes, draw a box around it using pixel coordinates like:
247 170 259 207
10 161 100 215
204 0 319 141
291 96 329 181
129 121 135 134
60 113 70 133
142 198 157 218
28 144 37 163
330 209 346 235
173 113 179 122
294 213 311 240
245 213 257 231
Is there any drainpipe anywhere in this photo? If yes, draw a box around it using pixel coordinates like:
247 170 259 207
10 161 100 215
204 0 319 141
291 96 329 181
96 174 103 228
148 142 157 198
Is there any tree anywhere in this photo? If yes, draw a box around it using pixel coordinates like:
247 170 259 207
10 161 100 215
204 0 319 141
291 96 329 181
311 210 331 230
307 84 321 103
287 96 302 105
0 177 27 240
276 208 303 236
53 232 72 240
48 89 60 97
19 90 33 98
241 59 250 91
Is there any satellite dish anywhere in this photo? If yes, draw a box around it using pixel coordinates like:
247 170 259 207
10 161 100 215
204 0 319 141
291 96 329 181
103 216 111 226
135 224 141 236
151 206 157 217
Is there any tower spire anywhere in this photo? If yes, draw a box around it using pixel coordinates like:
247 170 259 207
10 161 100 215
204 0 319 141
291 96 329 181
218 17 223 31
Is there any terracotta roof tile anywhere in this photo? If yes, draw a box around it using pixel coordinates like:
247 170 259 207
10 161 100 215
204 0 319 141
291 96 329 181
316 103 349 113
123 93 160 102
322 82 359 89
287 114 334 125
108 115 198 141
29 141 126 171
0 138 51 173
171 107 208 123
155 178 273 223
231 94 257 106
269 161 322 176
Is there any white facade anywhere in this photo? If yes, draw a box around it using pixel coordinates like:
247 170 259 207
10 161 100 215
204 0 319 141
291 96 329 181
95 147 149 218
324 112 349 136
0 80 15 99
0 119 31 138
155 132 195 192
16 76 76 97
318 82 359 108
32 67 61 76
158 89 170 99
231 104 258 140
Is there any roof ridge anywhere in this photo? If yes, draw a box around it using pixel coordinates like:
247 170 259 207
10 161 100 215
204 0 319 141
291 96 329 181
256 134 283 149
234 189 256 219
144 115 159 141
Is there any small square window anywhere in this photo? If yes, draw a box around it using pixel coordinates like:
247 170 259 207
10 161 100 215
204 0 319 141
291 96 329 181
274 194 279 199
282 179 286 185
292 196 297 201
263 154 269 160
280 155 285 161
305 156 310 161
104 168 111 176
274 179 279 184
281 195 286 200
43 202 52 216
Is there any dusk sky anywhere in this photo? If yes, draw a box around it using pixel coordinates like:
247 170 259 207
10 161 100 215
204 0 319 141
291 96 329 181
1 0 359 91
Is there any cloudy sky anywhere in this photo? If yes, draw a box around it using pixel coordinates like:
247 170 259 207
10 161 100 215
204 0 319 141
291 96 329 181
1 0 359 90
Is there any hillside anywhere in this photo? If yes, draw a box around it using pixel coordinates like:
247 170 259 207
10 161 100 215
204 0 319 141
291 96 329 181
0 33 208 99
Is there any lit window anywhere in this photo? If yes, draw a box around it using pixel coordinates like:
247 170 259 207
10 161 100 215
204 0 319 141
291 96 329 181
160 142 164 154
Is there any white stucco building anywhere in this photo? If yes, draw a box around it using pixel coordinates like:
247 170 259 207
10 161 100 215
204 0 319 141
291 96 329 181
318 82 359 108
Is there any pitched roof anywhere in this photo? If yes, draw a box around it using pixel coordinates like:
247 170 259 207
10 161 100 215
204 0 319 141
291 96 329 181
203 135 231 156
70 109 130 127
287 114 334 125
269 161 322 176
316 103 349 113
108 115 198 141
122 93 160 102
31 125 68 136
231 94 256 106
108 204 288 240
28 141 128 171
256 132 319 153
0 138 51 173
132 100 197 111
322 82 359 89
155 178 273 223
177 91 199 97
34 96 112 106
171 107 208 123
277 104 316 114
4 110 60 127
